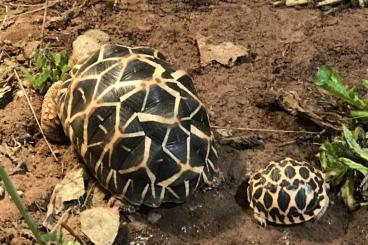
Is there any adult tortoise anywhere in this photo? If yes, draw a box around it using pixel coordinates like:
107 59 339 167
247 158 329 226
41 44 219 207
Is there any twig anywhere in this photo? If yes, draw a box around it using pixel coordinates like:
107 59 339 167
50 207 71 233
40 0 49 46
278 140 297 147
8 0 61 20
212 125 321 134
8 1 58 7
61 223 86 245
13 70 58 162
0 5 8 30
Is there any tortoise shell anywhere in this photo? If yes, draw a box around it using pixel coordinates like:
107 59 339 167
247 158 329 225
56 44 219 207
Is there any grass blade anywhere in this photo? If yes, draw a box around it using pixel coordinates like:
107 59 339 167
0 165 45 244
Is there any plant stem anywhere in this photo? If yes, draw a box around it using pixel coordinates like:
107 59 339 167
0 165 45 244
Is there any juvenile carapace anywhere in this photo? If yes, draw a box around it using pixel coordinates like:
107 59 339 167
41 44 219 207
247 158 329 226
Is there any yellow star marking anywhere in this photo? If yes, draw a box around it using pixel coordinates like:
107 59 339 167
122 178 132 198
118 137 151 175
157 162 203 188
166 187 180 200
98 124 108 134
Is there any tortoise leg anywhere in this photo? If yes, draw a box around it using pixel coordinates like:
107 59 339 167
253 212 267 227
41 81 66 142
107 196 137 214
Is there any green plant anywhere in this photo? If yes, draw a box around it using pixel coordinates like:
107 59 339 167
315 65 368 210
320 125 368 210
22 48 70 94
315 65 368 120
0 165 80 245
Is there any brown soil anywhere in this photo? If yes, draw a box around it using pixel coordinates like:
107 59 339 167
1 1 368 244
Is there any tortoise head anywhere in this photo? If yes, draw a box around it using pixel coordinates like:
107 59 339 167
70 29 110 66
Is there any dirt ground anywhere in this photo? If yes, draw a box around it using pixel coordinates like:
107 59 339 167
1 0 368 244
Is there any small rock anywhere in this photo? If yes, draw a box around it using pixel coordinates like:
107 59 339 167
17 190 24 198
16 54 25 62
147 212 162 224
80 207 120 245
0 186 5 200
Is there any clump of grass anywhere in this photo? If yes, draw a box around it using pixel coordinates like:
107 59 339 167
315 65 368 210
0 165 80 245
21 48 70 94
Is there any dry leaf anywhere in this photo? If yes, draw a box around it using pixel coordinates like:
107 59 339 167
196 33 249 67
80 207 120 245
43 167 86 228
279 91 342 131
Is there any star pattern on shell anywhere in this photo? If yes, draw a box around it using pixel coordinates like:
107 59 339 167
247 158 329 226
54 44 219 207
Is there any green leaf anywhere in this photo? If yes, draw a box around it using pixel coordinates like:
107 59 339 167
339 158 368 176
60 65 70 81
59 50 69 66
54 53 62 66
61 64 70 73
362 79 368 89
35 51 47 71
50 68 59 82
41 231 64 244
350 110 368 120
340 177 359 211
21 67 35 82
32 69 50 89
342 125 368 162
320 140 348 185
353 126 365 142
315 65 368 110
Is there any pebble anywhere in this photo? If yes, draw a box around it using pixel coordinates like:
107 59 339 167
0 186 5 200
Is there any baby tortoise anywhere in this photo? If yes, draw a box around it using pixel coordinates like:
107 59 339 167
247 158 329 226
